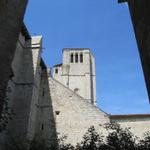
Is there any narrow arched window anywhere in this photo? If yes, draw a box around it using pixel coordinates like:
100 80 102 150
41 124 44 131
75 53 78 63
70 53 74 63
55 68 58 74
42 89 45 96
80 53 83 63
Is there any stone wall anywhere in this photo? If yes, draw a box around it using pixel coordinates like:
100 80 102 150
111 115 150 139
35 68 58 146
0 35 43 149
27 36 43 140
48 77 109 145
0 0 28 116
6 33 34 139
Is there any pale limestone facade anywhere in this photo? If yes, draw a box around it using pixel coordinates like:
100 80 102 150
48 77 109 144
53 48 96 105
111 115 150 140
1 25 150 148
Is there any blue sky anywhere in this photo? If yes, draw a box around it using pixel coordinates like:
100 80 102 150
25 0 150 115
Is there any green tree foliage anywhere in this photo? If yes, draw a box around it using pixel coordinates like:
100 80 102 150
0 95 13 133
104 122 137 150
58 135 74 150
138 131 150 150
29 138 50 150
2 122 150 150
75 126 105 150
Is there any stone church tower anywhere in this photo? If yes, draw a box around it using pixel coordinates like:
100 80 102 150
53 48 96 105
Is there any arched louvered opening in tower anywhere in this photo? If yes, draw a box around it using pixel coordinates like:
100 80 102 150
80 53 83 63
75 53 78 63
70 53 74 63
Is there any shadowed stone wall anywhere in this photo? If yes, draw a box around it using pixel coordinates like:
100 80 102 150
0 0 28 117
0 35 47 149
35 68 58 147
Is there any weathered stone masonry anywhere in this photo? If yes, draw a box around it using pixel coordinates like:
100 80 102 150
48 77 109 144
0 0 28 117
1 24 150 148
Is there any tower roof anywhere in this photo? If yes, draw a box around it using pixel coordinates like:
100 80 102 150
63 48 91 52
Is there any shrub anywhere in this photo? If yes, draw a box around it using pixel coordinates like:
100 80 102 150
104 122 137 150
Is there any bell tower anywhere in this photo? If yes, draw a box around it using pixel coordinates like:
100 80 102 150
53 48 96 105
